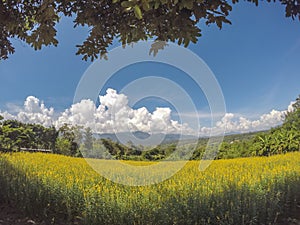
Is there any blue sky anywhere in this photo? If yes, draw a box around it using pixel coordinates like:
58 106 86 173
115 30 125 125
0 1 299 134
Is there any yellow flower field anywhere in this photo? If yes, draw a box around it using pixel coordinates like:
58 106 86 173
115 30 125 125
0 152 299 225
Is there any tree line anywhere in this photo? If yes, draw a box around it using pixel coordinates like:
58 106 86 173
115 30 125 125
0 95 299 160
0 118 81 156
93 95 300 160
100 95 300 160
197 95 300 159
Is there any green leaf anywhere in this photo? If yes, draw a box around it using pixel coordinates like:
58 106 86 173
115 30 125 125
183 0 193 10
154 1 160 9
142 0 150 11
183 38 190 47
121 1 135 8
216 18 222 29
178 38 183 45
134 5 143 19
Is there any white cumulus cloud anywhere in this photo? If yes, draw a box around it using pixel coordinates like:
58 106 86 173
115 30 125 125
199 106 291 136
0 96 54 127
0 89 295 136
54 88 193 134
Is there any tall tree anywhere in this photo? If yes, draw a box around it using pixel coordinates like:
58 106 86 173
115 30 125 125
1 0 299 60
283 95 300 131
43 126 58 151
0 120 23 151
254 95 300 156
56 124 79 156
83 127 94 150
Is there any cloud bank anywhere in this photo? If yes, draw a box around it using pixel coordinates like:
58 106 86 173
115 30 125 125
0 88 293 136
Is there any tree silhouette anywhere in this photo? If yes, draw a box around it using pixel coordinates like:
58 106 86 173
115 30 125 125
1 0 299 60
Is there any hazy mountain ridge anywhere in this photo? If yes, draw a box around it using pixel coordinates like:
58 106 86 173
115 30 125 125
93 131 197 146
92 130 268 146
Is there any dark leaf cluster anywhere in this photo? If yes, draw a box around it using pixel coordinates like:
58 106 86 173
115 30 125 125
1 0 299 60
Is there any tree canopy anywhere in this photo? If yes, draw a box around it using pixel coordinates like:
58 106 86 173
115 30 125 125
1 0 300 61
283 95 300 130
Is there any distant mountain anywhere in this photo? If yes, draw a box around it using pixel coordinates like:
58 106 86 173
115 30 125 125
93 131 197 146
223 130 267 142
93 130 267 146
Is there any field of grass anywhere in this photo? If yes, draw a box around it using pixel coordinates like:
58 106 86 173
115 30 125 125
0 152 299 225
